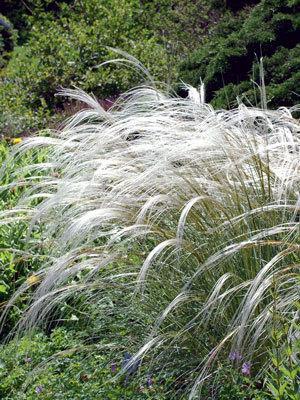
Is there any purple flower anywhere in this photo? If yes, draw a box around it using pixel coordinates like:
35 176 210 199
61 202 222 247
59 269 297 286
122 352 141 386
241 362 251 376
35 385 43 394
229 351 242 362
122 352 132 366
122 352 141 375
24 357 32 363
146 375 153 388
111 362 117 373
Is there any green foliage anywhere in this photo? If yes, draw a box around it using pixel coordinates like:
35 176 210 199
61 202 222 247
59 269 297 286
0 327 170 399
0 0 224 137
180 0 300 109
0 140 48 331
213 368 261 400
0 77 51 136
264 308 300 400
0 0 174 136
0 1 71 43
1 325 285 399
0 14 17 67
139 0 221 57
1 0 300 137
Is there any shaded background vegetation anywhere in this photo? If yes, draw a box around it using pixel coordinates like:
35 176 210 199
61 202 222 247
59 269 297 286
0 0 299 137
181 0 300 108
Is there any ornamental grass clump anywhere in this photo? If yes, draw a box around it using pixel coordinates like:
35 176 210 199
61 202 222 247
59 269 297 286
0 81 299 397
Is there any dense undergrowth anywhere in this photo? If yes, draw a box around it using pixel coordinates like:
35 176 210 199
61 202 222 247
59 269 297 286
0 326 174 399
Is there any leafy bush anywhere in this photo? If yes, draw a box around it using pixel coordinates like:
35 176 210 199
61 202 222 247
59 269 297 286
139 0 221 57
0 78 51 136
1 85 299 398
179 0 300 109
0 0 226 137
264 305 300 400
0 0 175 136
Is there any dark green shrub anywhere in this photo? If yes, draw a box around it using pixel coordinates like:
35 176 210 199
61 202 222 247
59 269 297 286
179 0 300 109
0 1 72 44
0 14 17 68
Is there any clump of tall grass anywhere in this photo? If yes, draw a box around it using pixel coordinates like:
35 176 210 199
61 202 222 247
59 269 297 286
0 81 299 397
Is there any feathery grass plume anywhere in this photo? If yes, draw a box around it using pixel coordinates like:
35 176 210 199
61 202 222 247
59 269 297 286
0 78 299 397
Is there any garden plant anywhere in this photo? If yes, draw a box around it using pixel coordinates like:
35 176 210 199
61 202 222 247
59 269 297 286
0 68 299 397
0 0 300 398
